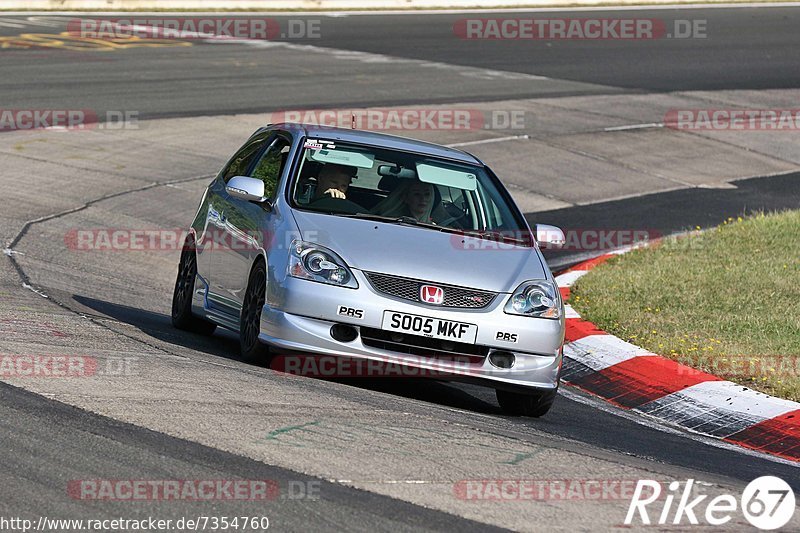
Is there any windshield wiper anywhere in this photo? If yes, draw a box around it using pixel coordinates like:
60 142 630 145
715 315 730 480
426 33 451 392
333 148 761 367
458 229 533 246
339 213 443 230
338 213 530 244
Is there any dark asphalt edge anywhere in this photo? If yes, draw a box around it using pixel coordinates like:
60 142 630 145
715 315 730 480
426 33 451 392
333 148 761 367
59 88 639 124
0 379 507 532
528 171 800 271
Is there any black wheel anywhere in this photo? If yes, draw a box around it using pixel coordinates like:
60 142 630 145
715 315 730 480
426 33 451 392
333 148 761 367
171 244 217 335
240 260 270 362
496 386 558 418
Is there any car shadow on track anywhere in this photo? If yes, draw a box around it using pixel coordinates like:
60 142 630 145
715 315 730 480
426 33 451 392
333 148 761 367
71 294 243 362
70 294 504 415
334 377 502 415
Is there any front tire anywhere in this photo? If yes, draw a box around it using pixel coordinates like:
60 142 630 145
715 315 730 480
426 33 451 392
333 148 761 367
496 386 558 418
240 260 270 362
171 245 217 336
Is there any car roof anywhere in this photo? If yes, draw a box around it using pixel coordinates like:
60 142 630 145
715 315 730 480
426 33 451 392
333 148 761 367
266 123 483 166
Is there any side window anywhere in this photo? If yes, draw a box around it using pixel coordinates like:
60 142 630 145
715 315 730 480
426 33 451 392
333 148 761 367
221 133 269 183
250 137 291 200
477 183 514 230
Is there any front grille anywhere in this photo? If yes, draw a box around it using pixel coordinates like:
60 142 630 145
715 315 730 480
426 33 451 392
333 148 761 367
364 272 496 309
360 326 489 362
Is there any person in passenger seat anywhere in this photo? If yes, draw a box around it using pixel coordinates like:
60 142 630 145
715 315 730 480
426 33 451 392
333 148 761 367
372 179 436 223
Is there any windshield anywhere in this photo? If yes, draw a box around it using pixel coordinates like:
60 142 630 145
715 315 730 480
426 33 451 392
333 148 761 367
290 139 529 238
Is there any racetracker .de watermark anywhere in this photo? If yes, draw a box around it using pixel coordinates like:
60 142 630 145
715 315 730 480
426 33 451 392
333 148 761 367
268 108 527 131
0 110 138 132
63 228 320 252
67 17 321 40
271 354 482 379
665 109 800 130
0 355 137 378
454 479 651 501
450 229 660 252
67 479 320 501
677 355 800 378
454 18 706 40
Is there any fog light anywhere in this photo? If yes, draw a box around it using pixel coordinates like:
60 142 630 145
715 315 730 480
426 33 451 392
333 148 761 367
330 324 358 343
488 351 515 369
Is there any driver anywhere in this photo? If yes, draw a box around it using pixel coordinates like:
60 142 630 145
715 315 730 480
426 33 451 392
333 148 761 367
313 164 357 201
307 163 365 213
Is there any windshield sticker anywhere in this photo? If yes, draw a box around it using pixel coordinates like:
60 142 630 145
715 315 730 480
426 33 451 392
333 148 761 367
305 139 336 150
310 148 375 169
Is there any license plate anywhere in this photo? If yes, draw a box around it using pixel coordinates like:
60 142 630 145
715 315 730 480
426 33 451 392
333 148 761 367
381 311 478 344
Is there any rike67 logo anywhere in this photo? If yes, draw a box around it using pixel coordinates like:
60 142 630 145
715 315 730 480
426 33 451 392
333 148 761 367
625 477 796 530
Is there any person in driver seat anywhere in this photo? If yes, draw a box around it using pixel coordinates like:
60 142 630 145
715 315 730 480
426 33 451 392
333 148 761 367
307 163 365 213
313 164 357 201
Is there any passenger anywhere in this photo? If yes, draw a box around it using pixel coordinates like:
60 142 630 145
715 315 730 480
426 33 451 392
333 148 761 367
372 179 436 224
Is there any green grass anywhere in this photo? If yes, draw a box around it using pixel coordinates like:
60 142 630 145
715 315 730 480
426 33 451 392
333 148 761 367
571 210 800 401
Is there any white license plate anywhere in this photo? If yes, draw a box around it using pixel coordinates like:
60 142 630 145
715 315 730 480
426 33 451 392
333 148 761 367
381 311 478 344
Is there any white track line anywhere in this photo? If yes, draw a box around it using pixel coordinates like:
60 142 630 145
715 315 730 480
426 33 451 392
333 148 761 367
604 122 664 132
107 22 551 81
446 135 530 148
208 38 550 81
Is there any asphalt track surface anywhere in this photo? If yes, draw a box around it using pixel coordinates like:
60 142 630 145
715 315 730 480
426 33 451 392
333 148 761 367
0 381 503 533
1 7 799 532
1 7 800 118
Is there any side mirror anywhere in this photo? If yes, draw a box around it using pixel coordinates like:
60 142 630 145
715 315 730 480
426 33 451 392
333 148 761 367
535 224 566 249
226 176 269 204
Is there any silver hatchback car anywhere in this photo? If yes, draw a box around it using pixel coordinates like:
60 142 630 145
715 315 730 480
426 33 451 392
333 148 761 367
172 124 566 417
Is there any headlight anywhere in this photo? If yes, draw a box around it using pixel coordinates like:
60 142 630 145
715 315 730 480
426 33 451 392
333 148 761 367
504 281 561 319
288 240 358 288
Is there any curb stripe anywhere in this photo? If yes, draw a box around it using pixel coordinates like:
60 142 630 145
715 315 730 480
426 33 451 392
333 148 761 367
563 334 649 372
565 317 606 342
554 269 588 288
569 356 719 409
645 379 800 421
638 391 768 437
635 379 799 438
568 253 615 272
724 410 800 461
561 357 602 383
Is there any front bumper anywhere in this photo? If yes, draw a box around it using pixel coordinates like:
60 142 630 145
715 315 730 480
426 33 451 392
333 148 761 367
260 270 564 390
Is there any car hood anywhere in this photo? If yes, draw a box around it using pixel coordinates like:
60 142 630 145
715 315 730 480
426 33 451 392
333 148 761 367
290 210 547 293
